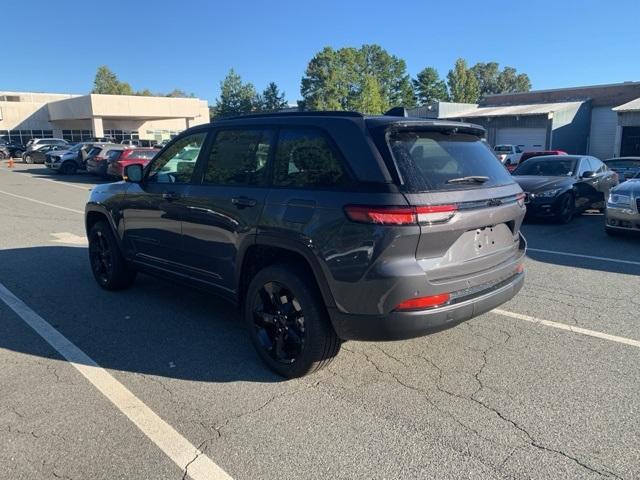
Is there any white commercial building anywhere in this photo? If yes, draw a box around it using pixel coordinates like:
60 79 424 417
0 91 210 144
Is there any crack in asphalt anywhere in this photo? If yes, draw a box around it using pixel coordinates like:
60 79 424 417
343 336 623 479
181 439 208 480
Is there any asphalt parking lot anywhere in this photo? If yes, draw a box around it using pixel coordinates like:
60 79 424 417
0 161 639 480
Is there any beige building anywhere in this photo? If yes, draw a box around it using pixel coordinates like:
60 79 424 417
0 91 209 144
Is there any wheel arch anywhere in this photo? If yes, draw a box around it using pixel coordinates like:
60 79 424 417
85 204 124 251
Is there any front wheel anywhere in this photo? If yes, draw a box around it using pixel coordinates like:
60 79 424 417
88 221 136 290
557 193 575 224
244 264 340 378
60 161 77 175
24 154 33 164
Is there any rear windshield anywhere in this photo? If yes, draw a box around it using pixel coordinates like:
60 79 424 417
130 150 156 159
107 150 122 161
387 130 514 192
606 160 640 168
513 158 577 176
87 147 102 156
494 145 512 152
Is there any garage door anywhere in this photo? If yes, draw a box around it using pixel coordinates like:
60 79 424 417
496 128 546 152
589 106 617 159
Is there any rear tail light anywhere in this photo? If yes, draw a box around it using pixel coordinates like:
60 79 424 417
344 205 457 225
515 262 525 274
516 193 526 208
395 293 450 311
94 156 105 162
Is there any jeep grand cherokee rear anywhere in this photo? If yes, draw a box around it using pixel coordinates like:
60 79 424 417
85 111 525 378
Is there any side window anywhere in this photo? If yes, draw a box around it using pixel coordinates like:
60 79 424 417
592 158 606 173
204 129 273 186
579 158 594 175
147 132 206 184
274 128 350 188
516 146 523 153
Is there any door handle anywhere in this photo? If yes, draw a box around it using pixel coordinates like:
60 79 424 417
162 191 180 201
231 196 257 208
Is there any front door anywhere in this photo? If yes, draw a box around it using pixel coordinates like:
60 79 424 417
122 131 207 270
181 127 275 293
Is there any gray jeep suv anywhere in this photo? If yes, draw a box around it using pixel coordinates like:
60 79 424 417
85 111 527 377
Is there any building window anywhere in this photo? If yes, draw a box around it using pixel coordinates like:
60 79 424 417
62 130 94 142
104 129 139 142
0 129 53 145
0 95 20 102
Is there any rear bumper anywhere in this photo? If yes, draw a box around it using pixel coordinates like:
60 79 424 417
87 161 107 175
330 271 524 341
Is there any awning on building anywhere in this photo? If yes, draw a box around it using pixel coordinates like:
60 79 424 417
442 101 585 119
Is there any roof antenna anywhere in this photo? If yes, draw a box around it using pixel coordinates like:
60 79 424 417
384 107 408 117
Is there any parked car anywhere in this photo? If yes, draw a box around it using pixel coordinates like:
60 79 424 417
106 148 157 178
512 155 618 223
23 144 68 164
85 111 527 378
86 144 124 176
0 140 25 158
45 142 113 174
605 171 640 235
604 157 640 182
25 138 68 153
494 144 523 166
120 139 140 146
519 150 568 164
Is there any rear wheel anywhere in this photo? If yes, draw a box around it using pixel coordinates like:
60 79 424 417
24 154 33 164
88 221 136 290
557 193 575 224
244 264 340 378
60 161 77 175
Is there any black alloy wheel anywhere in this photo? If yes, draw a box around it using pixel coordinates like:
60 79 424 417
252 281 306 365
88 221 136 290
89 229 113 287
558 193 575 224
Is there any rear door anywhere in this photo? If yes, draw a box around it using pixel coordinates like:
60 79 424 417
386 129 525 283
179 127 275 292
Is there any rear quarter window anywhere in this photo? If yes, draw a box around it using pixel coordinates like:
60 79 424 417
387 130 514 192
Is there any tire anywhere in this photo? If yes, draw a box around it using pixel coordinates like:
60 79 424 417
88 221 137 290
557 193 575 224
60 161 77 175
244 263 340 378
24 154 33 164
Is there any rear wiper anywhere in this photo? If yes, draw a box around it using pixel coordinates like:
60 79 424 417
446 176 490 184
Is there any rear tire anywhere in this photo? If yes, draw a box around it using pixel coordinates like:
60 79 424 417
60 161 77 175
88 221 136 290
244 263 340 378
24 154 33 164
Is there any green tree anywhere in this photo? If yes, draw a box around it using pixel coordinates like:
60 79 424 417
447 58 480 103
353 75 385 114
413 67 449 105
136 88 154 96
165 88 195 98
470 62 501 96
497 66 532 93
300 44 415 112
260 82 288 111
92 66 131 95
214 69 258 117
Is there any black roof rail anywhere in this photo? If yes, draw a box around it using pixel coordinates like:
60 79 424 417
214 110 364 121
384 106 409 117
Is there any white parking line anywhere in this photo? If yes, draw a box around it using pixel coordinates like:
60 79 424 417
0 189 84 214
0 281 233 480
494 309 640 349
528 247 640 267
0 167 95 190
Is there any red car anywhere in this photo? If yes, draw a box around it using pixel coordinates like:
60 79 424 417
106 148 157 179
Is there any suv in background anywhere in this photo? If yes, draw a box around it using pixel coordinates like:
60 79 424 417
106 148 157 178
494 144 523 166
85 144 124 176
85 111 527 377
0 139 25 158
25 138 68 153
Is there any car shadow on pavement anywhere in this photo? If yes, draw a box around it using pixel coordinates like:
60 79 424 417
0 245 283 384
7 166 111 186
522 213 640 275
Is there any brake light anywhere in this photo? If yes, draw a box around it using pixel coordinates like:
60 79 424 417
344 205 457 225
395 293 450 311
515 263 525 274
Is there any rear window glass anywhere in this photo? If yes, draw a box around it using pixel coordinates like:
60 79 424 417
87 147 102 156
107 150 122 161
513 158 577 176
387 131 514 192
494 145 512 152
606 160 640 168
130 150 156 160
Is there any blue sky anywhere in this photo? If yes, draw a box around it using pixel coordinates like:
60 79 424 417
4 0 640 104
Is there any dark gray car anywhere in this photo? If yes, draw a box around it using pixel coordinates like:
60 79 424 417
85 111 527 377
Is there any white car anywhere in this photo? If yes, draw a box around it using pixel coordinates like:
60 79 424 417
494 144 523 166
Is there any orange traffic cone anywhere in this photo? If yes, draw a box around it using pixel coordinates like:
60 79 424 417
8 157 14 168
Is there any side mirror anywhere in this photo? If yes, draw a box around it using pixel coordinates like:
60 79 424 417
581 171 596 179
123 163 143 183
